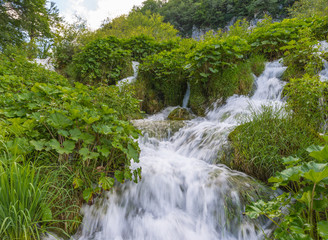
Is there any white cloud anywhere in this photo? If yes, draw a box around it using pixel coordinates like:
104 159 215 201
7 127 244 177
60 0 144 30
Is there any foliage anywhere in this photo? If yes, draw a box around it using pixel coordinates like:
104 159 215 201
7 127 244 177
52 17 90 73
289 0 328 18
137 47 190 113
135 0 296 37
122 35 178 62
228 106 323 182
281 29 325 80
0 0 60 57
0 161 58 240
0 53 142 204
95 11 179 41
71 36 133 85
246 139 328 240
283 75 328 131
248 16 328 60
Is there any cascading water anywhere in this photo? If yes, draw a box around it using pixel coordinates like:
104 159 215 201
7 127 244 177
72 61 287 240
182 83 191 108
117 61 140 87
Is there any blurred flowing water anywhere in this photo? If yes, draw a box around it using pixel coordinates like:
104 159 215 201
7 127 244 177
72 61 287 240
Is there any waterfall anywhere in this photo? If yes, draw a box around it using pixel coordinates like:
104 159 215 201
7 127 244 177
182 83 191 108
70 60 286 240
117 61 140 86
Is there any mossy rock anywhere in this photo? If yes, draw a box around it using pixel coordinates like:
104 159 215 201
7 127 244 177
167 107 195 120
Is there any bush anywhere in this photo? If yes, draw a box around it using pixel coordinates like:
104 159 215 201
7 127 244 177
0 54 142 204
137 48 190 113
228 106 323 182
283 74 328 131
71 36 133 85
246 140 328 239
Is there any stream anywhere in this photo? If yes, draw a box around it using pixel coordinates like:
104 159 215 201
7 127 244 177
70 60 287 240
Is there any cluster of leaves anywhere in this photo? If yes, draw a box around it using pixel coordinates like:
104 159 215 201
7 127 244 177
249 16 328 60
228 106 323 182
138 47 190 113
246 138 328 240
281 37 324 80
90 11 179 42
71 36 133 85
0 52 142 203
283 74 328 131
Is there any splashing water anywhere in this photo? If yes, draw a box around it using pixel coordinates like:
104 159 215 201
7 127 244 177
71 61 287 240
117 61 140 86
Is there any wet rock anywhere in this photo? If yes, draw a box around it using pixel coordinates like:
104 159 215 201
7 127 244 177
167 107 195 120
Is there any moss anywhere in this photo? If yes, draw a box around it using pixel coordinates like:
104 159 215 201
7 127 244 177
189 81 208 116
167 107 195 120
248 54 266 77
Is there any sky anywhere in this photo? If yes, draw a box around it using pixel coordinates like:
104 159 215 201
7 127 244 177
52 0 145 30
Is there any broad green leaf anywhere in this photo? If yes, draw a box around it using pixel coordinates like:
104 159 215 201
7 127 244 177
69 128 82 141
58 129 69 137
304 167 328 183
97 146 110 157
309 145 328 162
318 221 328 238
299 191 312 205
48 112 73 128
30 140 46 151
83 188 94 202
127 143 139 162
282 156 300 166
114 170 124 183
80 133 95 144
99 176 115 190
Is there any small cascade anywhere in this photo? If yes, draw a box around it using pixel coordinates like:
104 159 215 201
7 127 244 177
72 60 287 240
182 83 191 108
117 61 140 86
319 41 328 82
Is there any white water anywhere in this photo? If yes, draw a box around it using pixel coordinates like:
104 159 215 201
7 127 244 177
117 61 140 86
318 41 328 82
182 83 191 108
73 61 287 240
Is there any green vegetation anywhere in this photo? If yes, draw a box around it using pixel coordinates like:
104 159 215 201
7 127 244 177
246 139 328 239
1 0 328 238
135 0 296 37
228 106 323 182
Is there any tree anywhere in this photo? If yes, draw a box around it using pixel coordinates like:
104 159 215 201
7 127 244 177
0 0 60 53
289 0 328 18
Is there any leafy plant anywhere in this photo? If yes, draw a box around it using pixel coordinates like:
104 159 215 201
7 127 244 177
71 36 132 85
246 138 328 239
283 74 328 131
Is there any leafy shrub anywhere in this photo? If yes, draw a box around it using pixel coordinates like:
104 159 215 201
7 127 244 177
228 106 323 182
283 74 328 131
246 139 328 239
122 35 178 62
0 55 142 204
248 16 328 60
71 36 133 85
281 34 324 80
137 48 190 113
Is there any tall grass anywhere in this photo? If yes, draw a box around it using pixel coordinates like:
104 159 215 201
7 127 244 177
0 161 52 240
228 105 323 182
